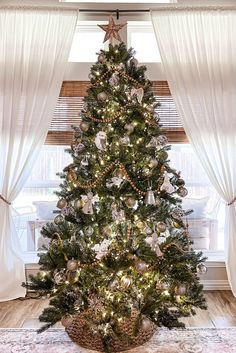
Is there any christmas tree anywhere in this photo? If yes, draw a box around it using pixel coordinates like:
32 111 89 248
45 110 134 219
25 19 207 352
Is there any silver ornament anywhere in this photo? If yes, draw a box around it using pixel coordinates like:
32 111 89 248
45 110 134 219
54 270 66 285
135 260 148 273
109 73 119 86
176 285 187 295
130 87 144 104
124 123 134 134
149 158 158 168
160 173 175 193
84 226 94 236
125 196 136 209
171 207 185 220
177 187 188 197
81 192 99 215
80 121 90 132
97 92 108 102
81 156 89 166
98 53 105 63
54 214 65 225
57 198 67 209
197 263 207 274
156 222 167 233
144 188 155 205
67 259 78 272
73 199 81 209
95 131 107 151
176 178 185 186
143 168 151 177
120 276 132 288
61 206 75 217
130 58 138 67
120 135 130 146
74 143 85 155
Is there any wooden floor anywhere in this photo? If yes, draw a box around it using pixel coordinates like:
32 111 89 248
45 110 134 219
0 291 236 329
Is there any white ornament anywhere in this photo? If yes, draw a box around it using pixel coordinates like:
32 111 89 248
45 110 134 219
160 173 175 193
106 176 124 188
95 131 107 151
119 135 130 146
111 202 125 222
93 239 110 260
131 87 144 104
146 135 168 149
81 192 99 215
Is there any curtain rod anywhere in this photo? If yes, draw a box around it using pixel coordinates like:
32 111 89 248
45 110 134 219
79 9 150 19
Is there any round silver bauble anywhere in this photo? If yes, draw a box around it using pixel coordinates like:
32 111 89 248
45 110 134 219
57 198 67 209
54 214 65 225
125 196 136 209
156 222 167 233
80 121 90 132
97 92 108 102
177 187 188 197
67 259 78 272
197 263 207 274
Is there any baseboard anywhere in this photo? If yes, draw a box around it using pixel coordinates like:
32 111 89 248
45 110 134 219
201 279 230 290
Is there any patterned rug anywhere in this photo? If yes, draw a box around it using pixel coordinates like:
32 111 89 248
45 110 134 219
0 327 236 353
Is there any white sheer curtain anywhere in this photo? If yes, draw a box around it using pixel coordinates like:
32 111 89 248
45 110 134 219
0 7 78 301
151 7 236 295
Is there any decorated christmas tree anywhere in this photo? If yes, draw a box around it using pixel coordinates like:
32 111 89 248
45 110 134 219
25 18 207 352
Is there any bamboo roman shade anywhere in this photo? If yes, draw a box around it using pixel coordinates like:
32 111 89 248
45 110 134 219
45 81 187 145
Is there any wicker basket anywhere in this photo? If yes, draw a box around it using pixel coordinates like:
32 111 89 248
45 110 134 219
65 309 156 352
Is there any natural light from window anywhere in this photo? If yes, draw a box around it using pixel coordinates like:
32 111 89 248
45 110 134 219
68 22 107 62
127 22 161 63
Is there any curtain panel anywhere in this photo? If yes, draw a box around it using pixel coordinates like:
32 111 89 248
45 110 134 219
151 7 236 295
0 7 78 301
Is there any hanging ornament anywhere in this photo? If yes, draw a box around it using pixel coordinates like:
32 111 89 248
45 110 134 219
130 87 144 104
67 259 78 272
176 285 187 296
57 198 67 209
73 199 81 209
61 315 74 328
143 168 152 177
147 135 168 149
106 176 123 189
177 186 188 197
103 225 112 236
118 62 125 70
54 270 66 285
110 279 119 288
81 192 99 215
149 158 158 168
54 214 65 225
135 260 148 273
176 178 185 187
66 170 77 182
111 202 125 222
97 92 108 102
119 135 130 146
145 188 156 205
156 222 167 233
61 206 76 217
98 53 105 63
81 155 89 167
74 143 85 155
95 131 107 151
129 58 139 67
153 243 163 257
124 123 134 134
125 196 136 209
109 73 119 86
145 226 153 235
196 263 207 274
79 121 90 132
84 226 94 236
171 207 185 220
120 276 132 288
160 173 175 193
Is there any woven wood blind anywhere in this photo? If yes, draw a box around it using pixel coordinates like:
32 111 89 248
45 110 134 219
45 81 187 145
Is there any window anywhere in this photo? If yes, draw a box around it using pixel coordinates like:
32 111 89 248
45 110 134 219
68 22 108 62
13 146 72 252
127 21 161 63
169 144 225 252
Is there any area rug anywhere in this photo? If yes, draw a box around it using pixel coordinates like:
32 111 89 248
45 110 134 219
0 327 236 353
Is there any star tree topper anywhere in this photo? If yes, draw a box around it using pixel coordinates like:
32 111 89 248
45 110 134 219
98 16 126 43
